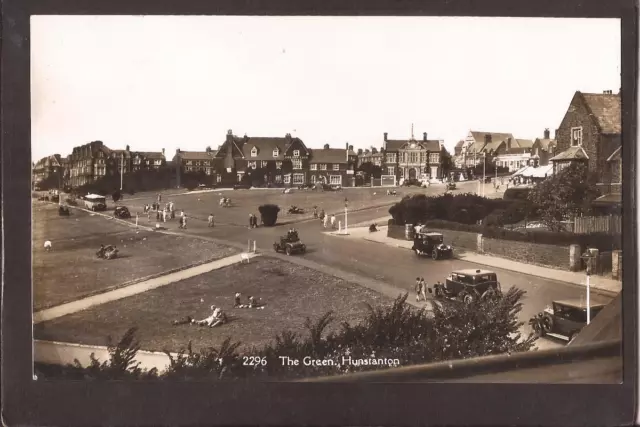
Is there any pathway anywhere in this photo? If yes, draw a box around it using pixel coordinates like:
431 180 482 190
33 252 260 324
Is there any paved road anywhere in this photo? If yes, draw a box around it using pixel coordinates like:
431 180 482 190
101 184 612 348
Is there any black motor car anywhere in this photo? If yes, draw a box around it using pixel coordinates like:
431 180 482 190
412 232 453 260
529 299 606 344
114 206 131 219
428 269 501 304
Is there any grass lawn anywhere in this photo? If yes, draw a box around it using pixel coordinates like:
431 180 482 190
33 202 238 310
34 258 390 353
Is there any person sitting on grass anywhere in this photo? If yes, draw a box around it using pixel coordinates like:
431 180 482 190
193 306 227 328
234 292 242 307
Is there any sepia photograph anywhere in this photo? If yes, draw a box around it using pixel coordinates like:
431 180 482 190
30 15 624 384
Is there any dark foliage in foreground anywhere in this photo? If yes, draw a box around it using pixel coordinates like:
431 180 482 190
37 288 537 381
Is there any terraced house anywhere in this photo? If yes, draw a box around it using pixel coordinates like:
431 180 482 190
383 131 443 181
172 147 220 186
213 130 311 186
309 143 358 187
68 140 115 187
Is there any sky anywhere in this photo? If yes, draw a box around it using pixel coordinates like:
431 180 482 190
31 16 621 161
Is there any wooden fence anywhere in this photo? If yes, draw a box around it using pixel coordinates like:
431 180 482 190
572 215 622 235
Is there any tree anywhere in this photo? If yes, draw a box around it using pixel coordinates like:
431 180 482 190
527 163 601 231
258 204 280 226
357 162 383 182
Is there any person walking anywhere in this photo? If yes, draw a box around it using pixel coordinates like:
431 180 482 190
208 213 215 227
252 213 258 228
182 214 188 229
323 213 329 229
330 214 336 229
162 208 167 223
420 277 428 302
415 277 423 302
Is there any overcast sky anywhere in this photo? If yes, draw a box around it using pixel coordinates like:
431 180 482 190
31 16 620 161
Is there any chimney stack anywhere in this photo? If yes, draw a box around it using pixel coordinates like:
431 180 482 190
324 144 330 150
371 147 378 154
384 132 388 142
162 148 165 156
126 145 130 151
176 148 181 154
507 137 512 150
357 148 363 155
348 144 354 152
423 132 427 142
554 129 558 140
544 128 550 139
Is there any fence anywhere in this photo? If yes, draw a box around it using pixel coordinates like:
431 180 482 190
572 215 622 235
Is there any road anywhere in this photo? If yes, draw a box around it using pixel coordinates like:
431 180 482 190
102 185 613 348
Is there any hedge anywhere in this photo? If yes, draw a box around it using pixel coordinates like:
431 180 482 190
423 219 621 250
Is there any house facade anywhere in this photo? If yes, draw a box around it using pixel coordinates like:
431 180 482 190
551 90 621 177
493 139 534 172
356 147 384 168
383 132 443 181
172 147 221 186
309 143 358 187
68 141 116 187
458 131 516 167
131 150 167 171
531 128 558 166
32 154 63 187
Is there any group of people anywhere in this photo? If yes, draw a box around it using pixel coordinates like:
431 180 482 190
234 292 264 309
171 305 228 328
248 213 259 229
313 207 325 220
286 228 299 241
219 197 232 207
322 213 337 229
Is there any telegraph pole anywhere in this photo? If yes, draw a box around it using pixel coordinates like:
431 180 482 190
120 152 124 191
482 152 486 197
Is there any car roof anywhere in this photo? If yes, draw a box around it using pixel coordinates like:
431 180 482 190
85 194 106 199
419 232 443 237
452 269 496 276
553 299 607 309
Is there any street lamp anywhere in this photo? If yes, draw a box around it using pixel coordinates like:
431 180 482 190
581 249 596 325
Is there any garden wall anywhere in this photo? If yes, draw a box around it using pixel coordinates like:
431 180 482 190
426 228 478 251
481 237 570 270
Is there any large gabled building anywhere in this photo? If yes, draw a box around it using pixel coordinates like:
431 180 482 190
382 131 443 181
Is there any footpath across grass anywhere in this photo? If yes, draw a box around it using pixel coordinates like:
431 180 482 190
34 258 389 352
33 203 238 310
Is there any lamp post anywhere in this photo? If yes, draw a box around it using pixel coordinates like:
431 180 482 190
482 152 486 197
344 197 349 235
120 152 124 191
581 250 595 325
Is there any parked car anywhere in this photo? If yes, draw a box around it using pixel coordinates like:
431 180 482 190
273 232 306 256
529 299 606 343
114 206 131 219
428 269 501 304
412 232 453 260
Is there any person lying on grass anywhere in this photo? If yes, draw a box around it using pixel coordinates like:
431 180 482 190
235 295 265 309
172 305 228 327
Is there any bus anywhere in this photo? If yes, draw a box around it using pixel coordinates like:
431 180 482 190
83 194 107 211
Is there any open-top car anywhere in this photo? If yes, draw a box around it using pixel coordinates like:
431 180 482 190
114 206 131 219
412 232 453 260
273 231 306 255
428 269 501 304
529 299 606 343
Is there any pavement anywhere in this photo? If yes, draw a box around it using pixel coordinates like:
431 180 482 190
33 252 261 324
342 225 622 296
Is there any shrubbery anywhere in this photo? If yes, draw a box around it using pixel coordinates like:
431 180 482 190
36 290 536 380
258 204 280 226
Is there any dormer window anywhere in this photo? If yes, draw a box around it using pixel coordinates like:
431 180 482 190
273 148 280 157
293 150 300 157
251 147 258 157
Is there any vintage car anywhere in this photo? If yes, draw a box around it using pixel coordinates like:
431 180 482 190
273 232 306 255
412 232 453 260
96 245 119 260
84 194 107 211
529 299 606 343
114 206 131 219
428 269 501 304
446 182 457 191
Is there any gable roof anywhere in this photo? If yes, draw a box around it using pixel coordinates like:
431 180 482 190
515 139 534 149
385 138 441 152
241 136 305 160
309 148 356 164
134 151 166 160
550 146 589 162
580 92 621 134
34 154 62 169
534 138 557 151
469 131 516 152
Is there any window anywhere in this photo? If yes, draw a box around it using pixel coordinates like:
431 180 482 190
399 168 404 177
251 147 258 157
284 175 291 184
262 161 268 168
293 173 305 184
310 164 318 170
293 150 300 157
430 154 439 163
292 158 302 170
276 161 282 169
155 160 162 165
311 175 316 183
248 161 257 169
330 175 342 185
386 154 396 163
217 174 221 183
409 152 419 163
186 161 192 166
387 166 395 176
333 164 340 171
134 158 141 165
272 149 279 157
320 164 327 170
275 174 283 183
206 169 212 175
571 127 583 146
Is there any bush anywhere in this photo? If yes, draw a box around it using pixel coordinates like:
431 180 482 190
503 187 531 201
423 219 483 233
66 197 78 206
42 290 536 381
258 204 280 226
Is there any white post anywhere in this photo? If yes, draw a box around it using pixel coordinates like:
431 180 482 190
135 213 139 229
248 240 251 252
338 221 342 233
120 153 124 191
253 240 257 253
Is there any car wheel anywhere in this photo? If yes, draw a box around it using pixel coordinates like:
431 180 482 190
532 321 543 337
432 250 439 260
285 247 292 256
414 248 421 256
542 314 554 333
